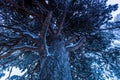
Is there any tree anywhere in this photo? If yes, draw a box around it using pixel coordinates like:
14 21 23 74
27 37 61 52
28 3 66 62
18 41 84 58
0 0 118 80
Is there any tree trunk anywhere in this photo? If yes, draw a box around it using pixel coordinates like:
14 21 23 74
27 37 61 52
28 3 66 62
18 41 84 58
39 37 72 80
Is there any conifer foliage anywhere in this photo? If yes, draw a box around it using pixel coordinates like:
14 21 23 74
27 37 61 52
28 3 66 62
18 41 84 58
0 0 118 80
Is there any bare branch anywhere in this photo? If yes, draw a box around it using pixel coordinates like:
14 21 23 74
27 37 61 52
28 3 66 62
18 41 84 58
39 57 47 76
23 31 39 39
37 11 53 72
48 23 55 34
57 10 67 35
66 37 86 51
29 61 40 75
39 11 52 57
40 11 53 38
1 52 23 65
0 37 22 57
0 24 23 33
7 0 39 17
0 33 21 39
65 35 78 46
0 24 39 42
0 36 22 46
32 0 48 13
0 45 37 59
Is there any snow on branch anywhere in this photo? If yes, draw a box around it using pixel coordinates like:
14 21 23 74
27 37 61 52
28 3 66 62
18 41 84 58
0 24 39 40
0 45 37 59
0 24 23 33
23 31 39 39
65 35 78 46
13 45 37 50
66 36 86 51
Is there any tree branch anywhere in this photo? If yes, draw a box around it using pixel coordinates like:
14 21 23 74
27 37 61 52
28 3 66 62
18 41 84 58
40 11 53 38
0 33 21 39
0 45 37 59
57 10 67 35
0 37 22 57
48 23 55 34
0 24 23 33
0 24 39 42
7 0 39 17
39 11 52 56
66 37 86 51
97 26 120 31
1 52 23 65
65 35 78 46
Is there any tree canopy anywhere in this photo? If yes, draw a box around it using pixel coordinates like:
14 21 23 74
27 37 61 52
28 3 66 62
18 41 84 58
0 0 119 80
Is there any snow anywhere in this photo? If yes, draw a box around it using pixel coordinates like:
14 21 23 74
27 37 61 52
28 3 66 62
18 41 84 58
111 40 120 48
23 31 39 39
66 43 74 48
13 45 37 49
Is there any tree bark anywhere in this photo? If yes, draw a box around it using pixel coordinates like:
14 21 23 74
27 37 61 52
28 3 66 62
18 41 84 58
39 36 72 80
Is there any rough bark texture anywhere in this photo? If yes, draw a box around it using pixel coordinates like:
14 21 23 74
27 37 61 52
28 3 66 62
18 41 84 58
39 37 72 80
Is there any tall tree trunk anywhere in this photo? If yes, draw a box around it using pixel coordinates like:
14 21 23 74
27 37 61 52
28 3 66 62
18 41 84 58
39 37 72 80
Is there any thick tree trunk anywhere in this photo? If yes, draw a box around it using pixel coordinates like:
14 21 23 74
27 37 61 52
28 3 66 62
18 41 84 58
39 37 72 80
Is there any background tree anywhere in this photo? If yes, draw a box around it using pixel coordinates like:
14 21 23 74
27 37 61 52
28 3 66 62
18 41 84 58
0 0 118 80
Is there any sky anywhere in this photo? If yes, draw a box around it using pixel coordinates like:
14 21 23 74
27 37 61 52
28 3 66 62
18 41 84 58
107 0 120 21
1 0 120 80
1 67 25 80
